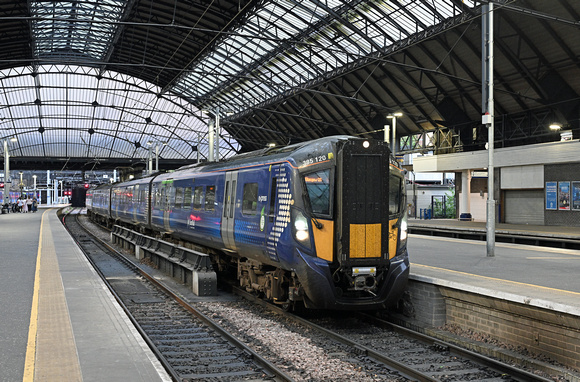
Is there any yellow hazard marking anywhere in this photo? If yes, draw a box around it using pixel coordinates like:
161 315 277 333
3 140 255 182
23 209 51 381
411 263 580 296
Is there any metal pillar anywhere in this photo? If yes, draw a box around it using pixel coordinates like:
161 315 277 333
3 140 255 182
460 170 471 216
391 116 397 154
47 170 51 206
155 144 159 172
3 140 9 204
208 119 215 162
147 144 153 174
482 3 495 257
214 112 220 162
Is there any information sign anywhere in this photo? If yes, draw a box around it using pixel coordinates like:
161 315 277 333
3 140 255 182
545 181 557 210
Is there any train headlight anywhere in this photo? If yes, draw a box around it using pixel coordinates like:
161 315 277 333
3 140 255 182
397 212 408 253
293 210 310 242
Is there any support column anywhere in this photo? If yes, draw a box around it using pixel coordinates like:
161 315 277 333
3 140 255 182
3 140 9 204
460 170 472 220
208 119 215 162
482 2 495 256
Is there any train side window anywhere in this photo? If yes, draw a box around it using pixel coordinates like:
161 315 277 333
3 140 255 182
224 181 230 218
168 186 176 209
269 178 277 222
242 182 258 215
389 175 403 215
183 187 192 209
175 187 184 209
154 188 160 207
193 186 204 210
205 185 216 211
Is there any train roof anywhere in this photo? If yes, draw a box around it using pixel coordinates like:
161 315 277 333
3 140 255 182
173 135 358 173
102 136 401 187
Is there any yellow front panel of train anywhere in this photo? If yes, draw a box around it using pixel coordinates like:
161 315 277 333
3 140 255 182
313 219 334 262
349 223 381 258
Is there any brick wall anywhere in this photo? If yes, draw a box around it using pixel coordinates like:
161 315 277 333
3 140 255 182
401 279 580 371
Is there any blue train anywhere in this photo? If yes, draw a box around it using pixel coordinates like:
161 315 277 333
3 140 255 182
87 136 409 310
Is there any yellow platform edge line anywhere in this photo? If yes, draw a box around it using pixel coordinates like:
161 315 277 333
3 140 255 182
23 209 51 382
411 262 580 297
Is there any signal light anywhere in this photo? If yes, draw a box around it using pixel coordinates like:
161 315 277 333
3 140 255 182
84 183 90 189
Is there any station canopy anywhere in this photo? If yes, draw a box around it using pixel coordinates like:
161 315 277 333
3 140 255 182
0 0 579 170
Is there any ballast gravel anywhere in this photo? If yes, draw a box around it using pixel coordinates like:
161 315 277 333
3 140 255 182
196 301 405 382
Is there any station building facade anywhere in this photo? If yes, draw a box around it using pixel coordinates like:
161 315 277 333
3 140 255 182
412 139 580 227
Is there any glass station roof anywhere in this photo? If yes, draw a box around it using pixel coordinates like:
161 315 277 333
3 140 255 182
1 0 483 164
174 0 477 114
0 65 239 161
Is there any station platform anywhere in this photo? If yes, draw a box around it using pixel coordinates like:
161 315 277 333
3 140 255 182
2 206 579 379
0 207 171 382
409 217 580 247
407 217 580 314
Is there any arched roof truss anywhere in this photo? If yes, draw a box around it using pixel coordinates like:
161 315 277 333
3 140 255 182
0 0 579 166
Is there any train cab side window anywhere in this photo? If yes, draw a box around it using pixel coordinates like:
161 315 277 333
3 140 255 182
389 175 403 215
193 186 204 210
304 169 331 216
242 183 259 215
205 185 216 211
175 187 184 209
183 187 192 209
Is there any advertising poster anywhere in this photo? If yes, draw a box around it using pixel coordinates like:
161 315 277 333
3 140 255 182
545 181 557 210
558 181 570 210
573 181 580 211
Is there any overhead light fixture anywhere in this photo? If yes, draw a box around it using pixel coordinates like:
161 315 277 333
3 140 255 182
388 112 403 119
549 123 562 130
10 137 17 142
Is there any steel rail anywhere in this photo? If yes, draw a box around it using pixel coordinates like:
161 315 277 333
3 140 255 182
233 286 554 382
64 209 294 382
231 287 439 382
356 313 553 382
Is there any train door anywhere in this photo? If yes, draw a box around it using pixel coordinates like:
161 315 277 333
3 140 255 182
265 165 281 262
338 140 390 266
222 171 238 251
133 184 139 222
162 181 174 232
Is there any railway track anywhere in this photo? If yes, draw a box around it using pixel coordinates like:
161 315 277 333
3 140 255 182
230 289 555 382
63 209 292 382
67 208 558 382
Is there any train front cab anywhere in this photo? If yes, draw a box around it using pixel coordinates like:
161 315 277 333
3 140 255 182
297 139 409 310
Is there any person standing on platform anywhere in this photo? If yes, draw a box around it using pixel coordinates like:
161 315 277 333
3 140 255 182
32 197 38 212
22 197 29 213
26 197 32 213
17 197 24 213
